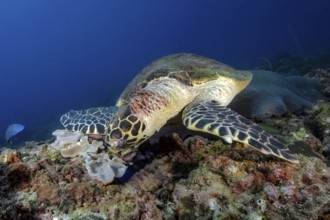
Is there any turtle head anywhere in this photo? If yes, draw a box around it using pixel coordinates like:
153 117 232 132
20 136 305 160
106 105 148 155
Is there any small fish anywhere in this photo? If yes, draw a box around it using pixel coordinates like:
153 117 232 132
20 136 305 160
5 123 24 143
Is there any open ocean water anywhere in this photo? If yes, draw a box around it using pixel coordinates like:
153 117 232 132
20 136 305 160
1 0 330 146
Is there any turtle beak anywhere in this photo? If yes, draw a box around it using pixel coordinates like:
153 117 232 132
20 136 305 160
108 138 127 148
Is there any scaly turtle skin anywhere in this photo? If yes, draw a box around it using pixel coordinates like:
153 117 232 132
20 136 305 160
60 53 298 163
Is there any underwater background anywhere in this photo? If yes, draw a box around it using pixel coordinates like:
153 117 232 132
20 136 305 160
1 0 330 145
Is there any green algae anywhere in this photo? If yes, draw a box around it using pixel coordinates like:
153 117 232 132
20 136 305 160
313 102 330 127
258 123 281 135
290 128 308 141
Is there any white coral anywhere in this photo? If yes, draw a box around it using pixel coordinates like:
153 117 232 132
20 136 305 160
51 129 103 157
51 129 83 150
84 153 127 184
60 136 103 158
51 129 127 183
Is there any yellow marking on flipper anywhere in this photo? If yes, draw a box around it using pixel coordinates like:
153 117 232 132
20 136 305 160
93 127 99 134
182 100 299 163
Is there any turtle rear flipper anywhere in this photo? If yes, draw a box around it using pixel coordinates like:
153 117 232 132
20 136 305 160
60 106 118 135
182 100 299 163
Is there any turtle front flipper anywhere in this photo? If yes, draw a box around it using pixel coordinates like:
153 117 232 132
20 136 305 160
182 100 299 163
60 106 118 135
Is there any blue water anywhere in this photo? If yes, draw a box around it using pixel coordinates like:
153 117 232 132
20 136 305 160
1 0 330 145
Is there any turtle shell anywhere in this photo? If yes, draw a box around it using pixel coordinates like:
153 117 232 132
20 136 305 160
116 53 252 107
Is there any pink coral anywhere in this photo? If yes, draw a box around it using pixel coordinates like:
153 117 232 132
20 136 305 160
263 182 279 201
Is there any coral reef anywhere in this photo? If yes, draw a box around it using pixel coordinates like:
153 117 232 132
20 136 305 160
229 70 326 120
306 68 330 97
308 102 330 160
1 53 329 219
1 103 330 219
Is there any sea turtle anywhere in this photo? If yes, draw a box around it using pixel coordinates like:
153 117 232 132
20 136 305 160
60 53 298 163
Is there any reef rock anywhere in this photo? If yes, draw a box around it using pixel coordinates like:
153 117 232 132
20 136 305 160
0 118 329 219
306 68 330 97
229 70 326 120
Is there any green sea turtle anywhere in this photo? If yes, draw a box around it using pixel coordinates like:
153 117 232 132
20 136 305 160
60 53 298 163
